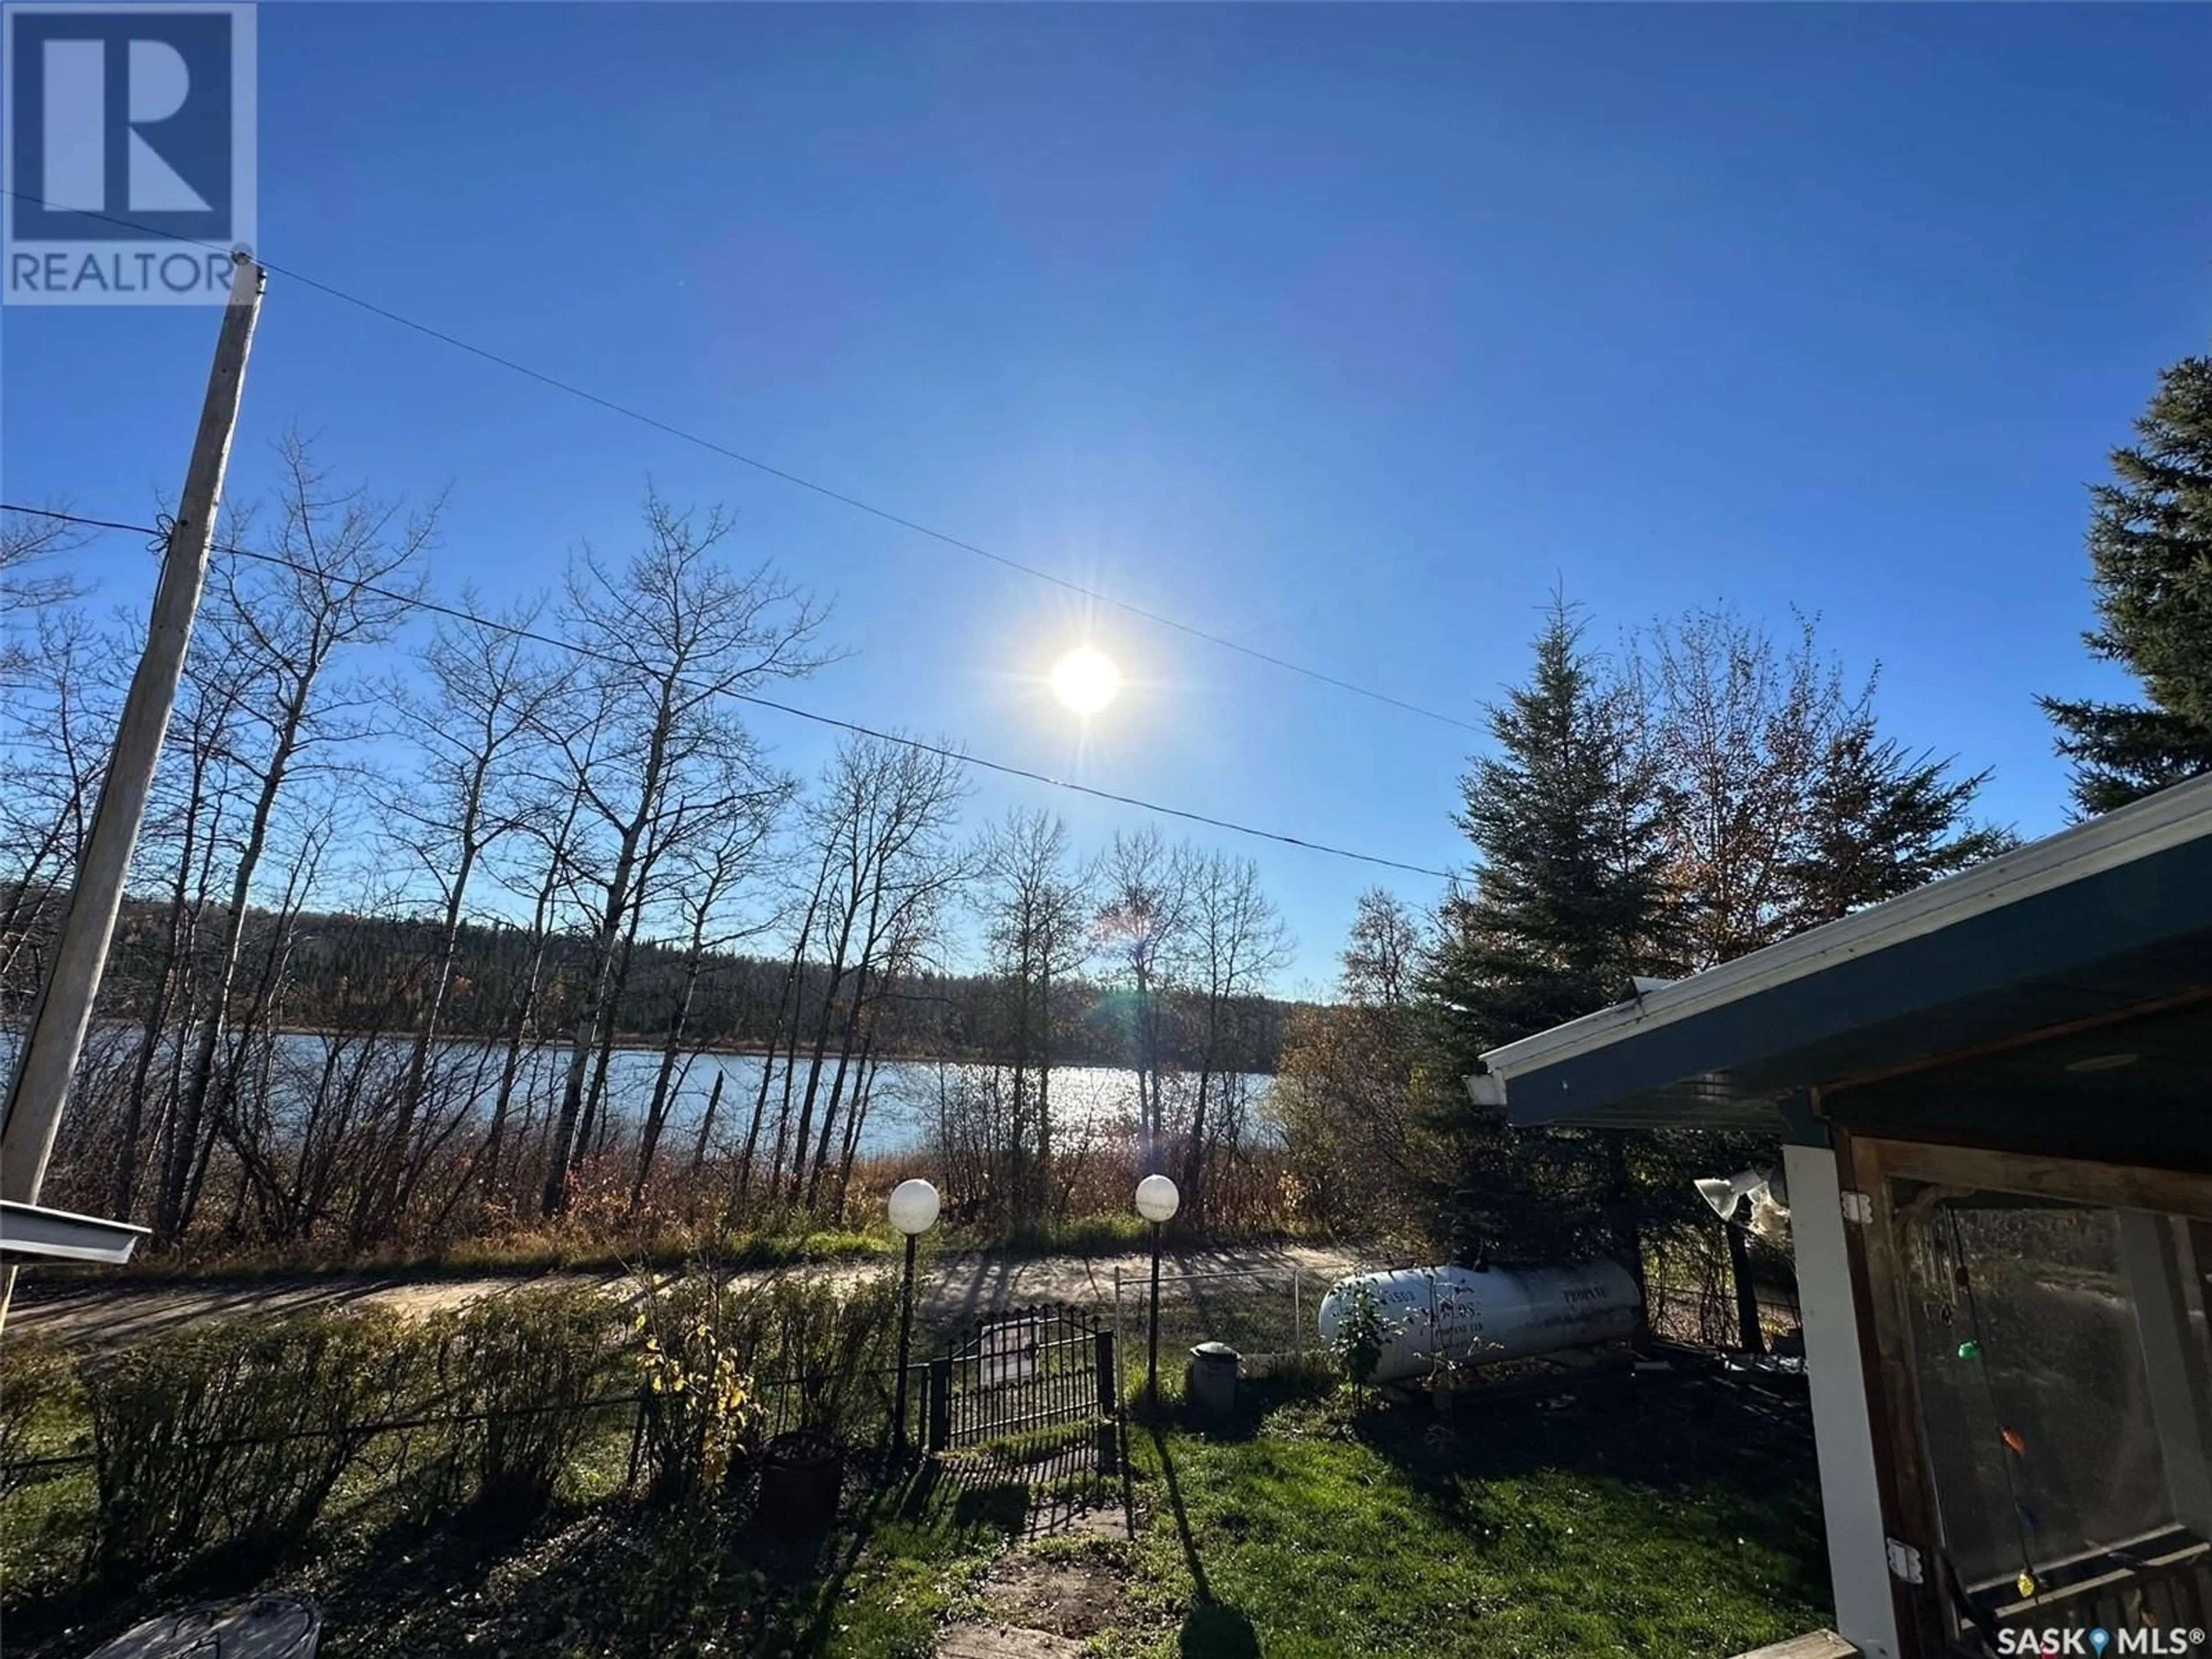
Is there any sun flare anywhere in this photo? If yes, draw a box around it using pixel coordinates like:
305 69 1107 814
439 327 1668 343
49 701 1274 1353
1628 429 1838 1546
1050 646 1122 716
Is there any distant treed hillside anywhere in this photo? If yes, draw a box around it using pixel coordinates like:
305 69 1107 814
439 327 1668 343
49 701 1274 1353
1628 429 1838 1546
81 898 1309 1071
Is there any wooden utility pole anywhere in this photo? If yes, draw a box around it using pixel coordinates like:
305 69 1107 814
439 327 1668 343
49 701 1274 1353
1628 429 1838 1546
0 251 265 1325
1727 1194 1767 1356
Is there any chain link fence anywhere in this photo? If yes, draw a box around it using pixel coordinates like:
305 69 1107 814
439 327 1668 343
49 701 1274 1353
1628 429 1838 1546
1105 1257 1403 1399
1103 1248 1805 1395
1643 1280 1803 1350
1646 1224 1802 1353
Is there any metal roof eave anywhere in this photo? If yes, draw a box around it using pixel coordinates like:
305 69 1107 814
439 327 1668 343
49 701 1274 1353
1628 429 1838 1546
1477 771 2212 1130
0 1198 151 1265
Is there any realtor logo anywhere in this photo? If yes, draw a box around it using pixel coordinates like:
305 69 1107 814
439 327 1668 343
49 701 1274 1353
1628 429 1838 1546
4 2 256 303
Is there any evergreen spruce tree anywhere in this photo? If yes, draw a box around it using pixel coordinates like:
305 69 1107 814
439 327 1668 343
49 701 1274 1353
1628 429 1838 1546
2041 354 2212 815
1422 601 1679 1265
1783 717 2019 930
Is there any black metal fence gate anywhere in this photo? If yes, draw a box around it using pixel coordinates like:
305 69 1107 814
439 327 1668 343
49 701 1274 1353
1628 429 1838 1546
926 1303 1115 1455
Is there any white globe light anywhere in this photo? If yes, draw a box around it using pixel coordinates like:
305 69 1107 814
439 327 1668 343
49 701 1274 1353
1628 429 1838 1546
1134 1173 1180 1224
887 1178 941 1237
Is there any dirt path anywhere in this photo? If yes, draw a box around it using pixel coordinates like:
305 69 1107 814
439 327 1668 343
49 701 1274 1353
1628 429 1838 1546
7 1242 1374 1349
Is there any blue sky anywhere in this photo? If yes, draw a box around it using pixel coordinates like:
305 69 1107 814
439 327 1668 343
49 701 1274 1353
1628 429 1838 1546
5 3 2208 995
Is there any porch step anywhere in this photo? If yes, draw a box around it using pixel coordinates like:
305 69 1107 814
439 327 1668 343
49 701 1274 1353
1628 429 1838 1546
935 1625 1088 1658
1728 1633 1858 1659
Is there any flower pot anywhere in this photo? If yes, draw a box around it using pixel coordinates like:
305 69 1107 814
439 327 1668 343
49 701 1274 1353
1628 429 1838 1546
757 1429 842 1541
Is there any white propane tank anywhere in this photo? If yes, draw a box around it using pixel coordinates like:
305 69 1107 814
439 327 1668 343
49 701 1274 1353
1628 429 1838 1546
1315 1260 1640 1384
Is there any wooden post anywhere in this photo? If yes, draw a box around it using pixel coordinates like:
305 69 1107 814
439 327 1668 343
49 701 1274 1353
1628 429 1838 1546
1843 1131 1948 1657
1112 1264 1123 1400
1096 1328 1121 1478
1096 1328 1118 1417
1785 1137 1908 1659
927 1355 952 1453
0 252 264 1329
1728 1195 1767 1354
2117 1213 2212 1536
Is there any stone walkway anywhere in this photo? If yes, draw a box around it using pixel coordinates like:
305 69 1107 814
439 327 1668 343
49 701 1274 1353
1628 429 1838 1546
935 1506 1137 1659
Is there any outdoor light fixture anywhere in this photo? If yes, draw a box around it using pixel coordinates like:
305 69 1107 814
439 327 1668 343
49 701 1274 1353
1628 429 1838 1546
888 1178 942 1237
888 1178 940 1456
1134 1174 1180 1408
1135 1174 1180 1224
1695 1169 1771 1223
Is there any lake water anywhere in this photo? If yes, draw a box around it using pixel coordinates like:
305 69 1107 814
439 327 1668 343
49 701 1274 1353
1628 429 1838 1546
44 1027 1274 1160
467 1044 1276 1159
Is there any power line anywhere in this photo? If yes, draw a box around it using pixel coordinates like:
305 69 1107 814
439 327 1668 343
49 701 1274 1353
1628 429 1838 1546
0 185 1483 737
0 506 157 540
1 502 1454 880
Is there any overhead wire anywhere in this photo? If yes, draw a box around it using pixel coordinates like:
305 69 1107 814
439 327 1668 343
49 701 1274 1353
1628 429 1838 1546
1 502 1455 880
0 186 1483 736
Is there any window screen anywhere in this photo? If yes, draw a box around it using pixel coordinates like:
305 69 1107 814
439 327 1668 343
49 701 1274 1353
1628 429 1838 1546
1897 1194 2181 1595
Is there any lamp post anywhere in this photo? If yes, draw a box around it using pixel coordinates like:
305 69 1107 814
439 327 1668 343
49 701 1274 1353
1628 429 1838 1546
1134 1173 1180 1409
887 1177 940 1455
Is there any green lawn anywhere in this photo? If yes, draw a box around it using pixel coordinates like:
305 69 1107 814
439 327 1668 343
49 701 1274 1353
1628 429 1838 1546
1105 1373 1832 1659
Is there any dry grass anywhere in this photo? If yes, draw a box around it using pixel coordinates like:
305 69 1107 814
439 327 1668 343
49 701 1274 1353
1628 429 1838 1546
103 1137 1325 1286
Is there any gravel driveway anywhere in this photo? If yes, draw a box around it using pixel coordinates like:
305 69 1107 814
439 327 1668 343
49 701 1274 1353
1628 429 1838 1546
6 1241 1378 1349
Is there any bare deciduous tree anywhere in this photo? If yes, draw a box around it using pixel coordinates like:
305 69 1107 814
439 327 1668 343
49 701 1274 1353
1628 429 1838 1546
974 808 1093 1217
354 599 573 1243
1628 607 1844 969
782 734 969 1214
108 622 255 1220
1274 889 1422 1232
0 608 119 1002
1093 826 1190 1169
0 507 89 691
629 768 785 1213
1627 604 2015 968
537 494 826 1217
155 438 433 1243
1176 849 1290 1219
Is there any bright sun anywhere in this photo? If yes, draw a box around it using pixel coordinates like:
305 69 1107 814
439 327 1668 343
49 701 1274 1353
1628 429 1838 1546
1050 646 1122 715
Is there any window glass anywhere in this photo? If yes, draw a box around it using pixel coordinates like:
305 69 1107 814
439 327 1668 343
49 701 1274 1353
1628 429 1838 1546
1898 1194 2180 1593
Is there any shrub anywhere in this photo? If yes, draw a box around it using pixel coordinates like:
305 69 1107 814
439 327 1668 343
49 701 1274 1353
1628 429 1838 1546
1327 1280 1389 1404
82 1307 429 1577
631 1274 760 1504
438 1284 620 1524
0 1333 80 1488
748 1271 902 1445
622 1266 904 1499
